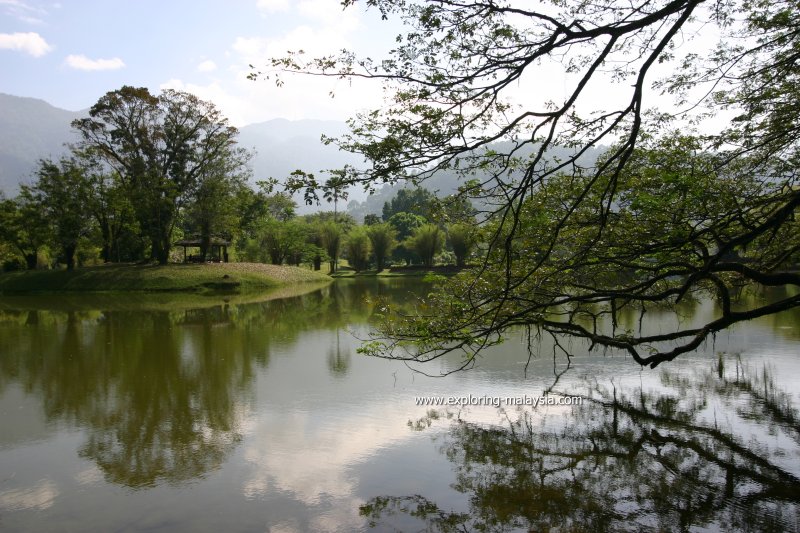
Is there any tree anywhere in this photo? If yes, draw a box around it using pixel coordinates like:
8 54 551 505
322 170 350 221
303 211 357 233
72 86 249 265
381 187 436 222
80 162 140 264
387 211 426 265
255 0 800 367
248 219 309 265
0 191 50 270
366 223 397 271
407 224 444 268
285 168 352 221
363 213 381 226
184 158 248 262
256 0 800 368
298 218 327 271
238 180 297 230
27 158 94 270
318 221 343 273
436 193 477 226
236 181 298 261
345 226 371 271
446 223 478 268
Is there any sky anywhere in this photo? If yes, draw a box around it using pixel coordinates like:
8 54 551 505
1 0 729 133
0 0 398 126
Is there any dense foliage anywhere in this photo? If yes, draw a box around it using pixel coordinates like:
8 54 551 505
1 82 477 274
254 0 800 367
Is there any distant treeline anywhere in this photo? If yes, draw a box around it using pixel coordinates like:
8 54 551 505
0 86 481 273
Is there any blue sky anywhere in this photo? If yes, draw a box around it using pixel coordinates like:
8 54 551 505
1 1 728 133
0 0 396 125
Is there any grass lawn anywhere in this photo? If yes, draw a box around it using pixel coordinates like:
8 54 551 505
0 262 331 294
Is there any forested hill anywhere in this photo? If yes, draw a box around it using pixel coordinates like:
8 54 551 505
0 93 84 194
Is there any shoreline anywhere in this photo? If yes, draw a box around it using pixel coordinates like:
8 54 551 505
0 263 332 295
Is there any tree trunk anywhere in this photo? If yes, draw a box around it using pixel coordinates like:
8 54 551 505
158 237 170 265
99 221 111 263
64 244 76 270
151 235 170 265
24 252 37 270
150 237 159 262
95 211 115 263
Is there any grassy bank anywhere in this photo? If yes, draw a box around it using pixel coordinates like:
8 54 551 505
0 263 331 294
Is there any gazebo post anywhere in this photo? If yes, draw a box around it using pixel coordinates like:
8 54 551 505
174 237 231 264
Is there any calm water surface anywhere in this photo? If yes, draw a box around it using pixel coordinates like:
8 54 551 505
0 279 798 532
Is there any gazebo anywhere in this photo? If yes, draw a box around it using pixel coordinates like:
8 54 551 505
174 237 231 263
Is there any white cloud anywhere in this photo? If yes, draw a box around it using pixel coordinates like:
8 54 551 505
155 4 390 125
232 25 354 66
64 54 125 71
0 31 52 57
256 0 289 13
160 78 248 125
0 0 48 24
197 59 217 73
297 0 346 21
222 7 380 124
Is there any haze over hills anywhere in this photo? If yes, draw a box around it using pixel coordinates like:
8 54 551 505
0 93 367 208
0 93 84 194
237 117 369 210
0 93 606 220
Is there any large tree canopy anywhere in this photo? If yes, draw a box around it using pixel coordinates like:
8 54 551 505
72 86 249 264
255 0 800 368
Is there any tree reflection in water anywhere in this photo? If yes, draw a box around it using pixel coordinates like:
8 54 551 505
0 280 423 490
362 356 800 532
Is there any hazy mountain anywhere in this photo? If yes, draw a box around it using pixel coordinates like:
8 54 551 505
0 93 84 194
237 118 370 211
346 141 607 222
238 118 358 181
0 94 368 210
0 93 606 220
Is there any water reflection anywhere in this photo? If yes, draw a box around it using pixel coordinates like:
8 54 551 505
0 308 248 488
362 356 800 532
0 280 420 491
0 280 797 532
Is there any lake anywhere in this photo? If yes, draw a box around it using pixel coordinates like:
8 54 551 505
0 279 798 532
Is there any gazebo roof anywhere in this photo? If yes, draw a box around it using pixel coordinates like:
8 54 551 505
174 237 231 247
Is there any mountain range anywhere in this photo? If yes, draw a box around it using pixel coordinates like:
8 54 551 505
0 93 366 210
0 93 84 194
0 93 606 220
